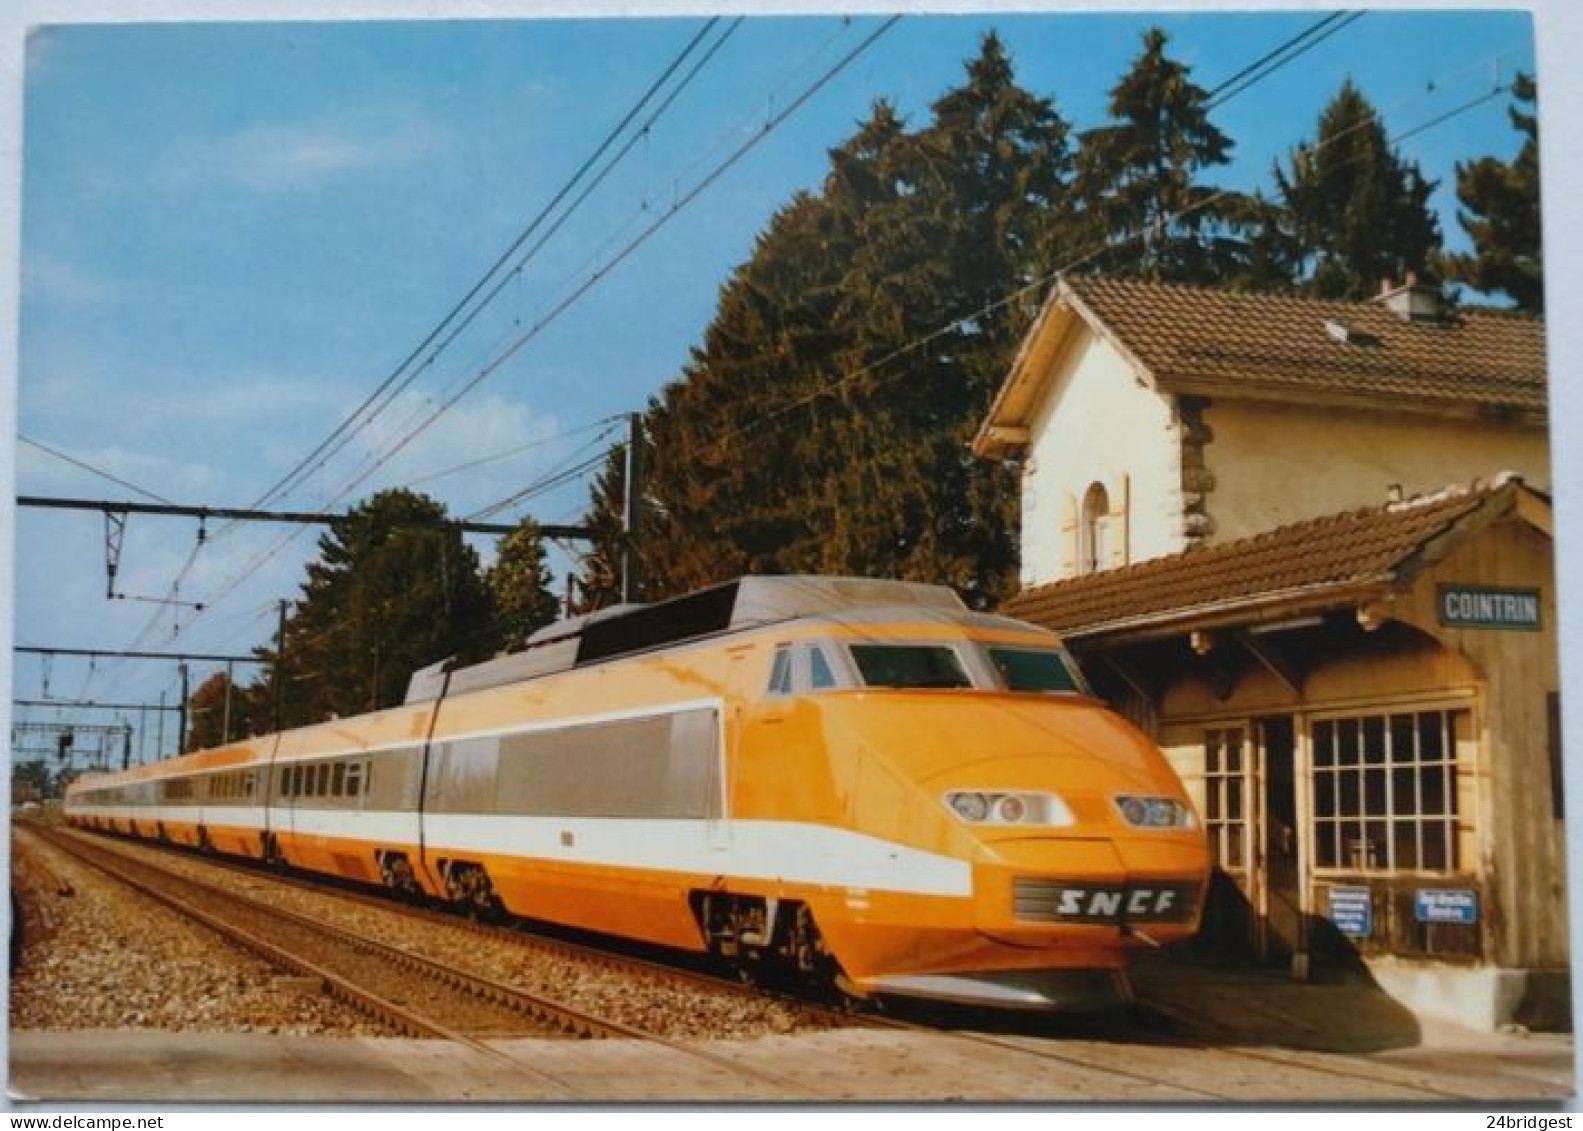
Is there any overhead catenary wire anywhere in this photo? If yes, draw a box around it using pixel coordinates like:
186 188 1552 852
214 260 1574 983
334 16 904 504
404 414 624 489
690 47 1516 466
19 435 176 506
93 19 745 669
180 15 903 627
71 18 1513 720
466 449 617 525
1204 11 1367 110
232 19 733 526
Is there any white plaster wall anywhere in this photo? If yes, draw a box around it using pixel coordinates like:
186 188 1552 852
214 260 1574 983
1201 401 1552 543
1020 329 1185 587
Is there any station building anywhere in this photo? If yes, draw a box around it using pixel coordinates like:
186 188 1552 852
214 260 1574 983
974 275 1565 1029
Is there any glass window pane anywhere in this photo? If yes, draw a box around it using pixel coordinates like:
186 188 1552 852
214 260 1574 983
809 647 837 690
1362 717 1387 764
332 762 346 796
1364 821 1388 868
1420 765 1446 816
1364 768 1387 815
1313 721 1335 768
1339 770 1359 816
1418 711 1446 760
849 645 971 689
988 647 1082 693
1337 719 1361 766
1315 820 1338 868
1389 714 1417 763
1314 772 1335 819
1390 767 1417 816
1393 821 1421 871
768 648 791 694
1224 827 1243 869
1422 821 1449 870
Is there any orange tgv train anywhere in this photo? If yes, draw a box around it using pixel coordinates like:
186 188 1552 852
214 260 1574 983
65 576 1209 1009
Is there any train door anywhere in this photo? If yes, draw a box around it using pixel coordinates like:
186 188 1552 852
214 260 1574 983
1256 716 1304 965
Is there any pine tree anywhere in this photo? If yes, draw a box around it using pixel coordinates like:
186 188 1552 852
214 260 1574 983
1275 80 1441 299
488 519 561 650
815 34 1070 602
638 182 857 598
268 489 496 726
573 439 632 611
1072 27 1244 283
1441 73 1542 312
583 36 1074 608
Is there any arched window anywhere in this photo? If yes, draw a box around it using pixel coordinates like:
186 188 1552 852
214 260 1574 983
1080 482 1109 575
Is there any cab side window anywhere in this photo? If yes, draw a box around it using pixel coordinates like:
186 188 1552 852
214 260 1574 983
808 645 838 690
767 646 793 695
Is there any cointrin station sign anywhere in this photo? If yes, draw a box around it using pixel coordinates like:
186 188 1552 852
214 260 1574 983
1437 585 1543 631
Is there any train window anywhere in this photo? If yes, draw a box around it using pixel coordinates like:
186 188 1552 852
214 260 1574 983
987 647 1085 694
767 646 793 695
346 761 362 798
808 646 838 690
332 762 346 796
849 644 971 690
317 763 330 796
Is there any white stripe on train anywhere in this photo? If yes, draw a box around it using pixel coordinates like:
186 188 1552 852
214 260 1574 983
74 807 973 898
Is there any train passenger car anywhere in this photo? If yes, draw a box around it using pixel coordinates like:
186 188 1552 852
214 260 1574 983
66 575 1210 1009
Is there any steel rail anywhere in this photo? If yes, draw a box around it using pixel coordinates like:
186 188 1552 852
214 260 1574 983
109 828 865 1032
27 826 581 1094
39 826 828 1099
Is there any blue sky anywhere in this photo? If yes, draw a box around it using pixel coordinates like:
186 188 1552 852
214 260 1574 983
7 8 1553 757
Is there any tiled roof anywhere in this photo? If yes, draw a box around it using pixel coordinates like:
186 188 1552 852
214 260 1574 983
1065 276 1547 415
1002 479 1524 640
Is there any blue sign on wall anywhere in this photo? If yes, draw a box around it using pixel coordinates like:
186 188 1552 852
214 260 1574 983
1328 886 1372 937
1415 889 1479 924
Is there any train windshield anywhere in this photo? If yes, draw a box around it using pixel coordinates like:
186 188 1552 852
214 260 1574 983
987 646 1089 695
849 644 972 690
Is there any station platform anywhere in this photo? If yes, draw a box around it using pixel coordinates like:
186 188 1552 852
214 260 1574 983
8 952 1574 1105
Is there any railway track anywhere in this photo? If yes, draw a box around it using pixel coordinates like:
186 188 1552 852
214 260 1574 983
25 825 835 1100
29 825 1545 1103
66 825 863 1032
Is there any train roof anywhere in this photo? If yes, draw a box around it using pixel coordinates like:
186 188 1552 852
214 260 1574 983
405 575 970 704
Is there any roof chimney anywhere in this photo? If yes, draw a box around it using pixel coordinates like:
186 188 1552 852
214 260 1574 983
1374 271 1443 323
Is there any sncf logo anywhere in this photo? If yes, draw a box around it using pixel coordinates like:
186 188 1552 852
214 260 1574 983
1023 882 1196 924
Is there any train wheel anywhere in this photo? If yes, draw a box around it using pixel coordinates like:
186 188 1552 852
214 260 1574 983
692 892 844 997
375 850 424 901
440 860 504 922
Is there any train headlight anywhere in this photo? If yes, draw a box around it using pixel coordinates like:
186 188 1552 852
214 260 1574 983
943 790 1072 827
1114 795 1195 828
948 791 990 822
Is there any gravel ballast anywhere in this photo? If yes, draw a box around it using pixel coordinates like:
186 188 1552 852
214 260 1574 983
13 826 830 1041
10 828 384 1036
